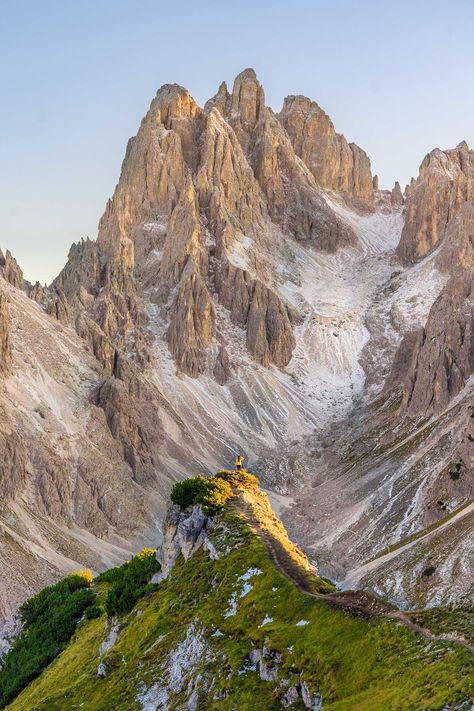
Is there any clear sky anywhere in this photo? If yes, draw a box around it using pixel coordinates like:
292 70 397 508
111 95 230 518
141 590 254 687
1 0 474 283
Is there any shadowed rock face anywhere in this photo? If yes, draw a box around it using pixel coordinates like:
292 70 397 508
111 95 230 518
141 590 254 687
0 288 11 374
397 141 474 264
398 204 474 415
216 262 294 367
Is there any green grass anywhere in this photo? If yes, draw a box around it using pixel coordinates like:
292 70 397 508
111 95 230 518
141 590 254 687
7 502 474 711
407 606 474 645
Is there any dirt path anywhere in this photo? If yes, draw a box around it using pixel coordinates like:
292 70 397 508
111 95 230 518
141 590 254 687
233 496 474 657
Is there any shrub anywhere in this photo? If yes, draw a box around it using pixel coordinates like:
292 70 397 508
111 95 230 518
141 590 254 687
97 548 160 617
84 604 103 620
200 477 232 513
422 565 436 578
171 476 209 510
449 461 462 480
0 575 96 708
171 476 232 514
74 568 94 586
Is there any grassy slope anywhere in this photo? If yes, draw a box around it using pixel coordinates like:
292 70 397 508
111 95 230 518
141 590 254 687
7 485 474 711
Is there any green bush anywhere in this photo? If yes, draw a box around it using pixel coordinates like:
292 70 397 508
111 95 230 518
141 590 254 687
97 548 160 617
171 476 232 514
0 574 96 708
84 604 103 620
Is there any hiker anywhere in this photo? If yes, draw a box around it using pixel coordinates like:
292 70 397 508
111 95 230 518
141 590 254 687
235 455 244 470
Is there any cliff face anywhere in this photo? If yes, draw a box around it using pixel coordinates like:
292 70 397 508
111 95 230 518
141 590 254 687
0 287 11 374
393 155 474 416
279 94 374 207
397 141 474 264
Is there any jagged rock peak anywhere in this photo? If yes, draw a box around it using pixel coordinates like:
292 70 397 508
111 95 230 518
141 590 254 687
390 181 404 206
279 94 374 206
148 83 202 126
204 80 229 114
0 249 23 289
229 67 265 130
397 141 474 263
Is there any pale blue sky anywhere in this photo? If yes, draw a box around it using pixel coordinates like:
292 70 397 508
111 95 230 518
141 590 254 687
1 0 474 283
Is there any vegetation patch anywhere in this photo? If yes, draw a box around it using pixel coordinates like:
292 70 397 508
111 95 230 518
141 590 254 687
407 605 474 645
0 571 96 709
448 461 463 480
97 548 160 617
171 475 232 514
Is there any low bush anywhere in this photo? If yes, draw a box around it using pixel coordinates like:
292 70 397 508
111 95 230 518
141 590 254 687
171 475 232 514
84 604 103 620
97 548 160 617
0 574 96 708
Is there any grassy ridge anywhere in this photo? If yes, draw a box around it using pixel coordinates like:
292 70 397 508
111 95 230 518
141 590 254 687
6 482 474 711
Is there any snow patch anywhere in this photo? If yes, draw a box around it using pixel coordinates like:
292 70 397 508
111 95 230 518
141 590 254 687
99 620 119 656
224 568 262 618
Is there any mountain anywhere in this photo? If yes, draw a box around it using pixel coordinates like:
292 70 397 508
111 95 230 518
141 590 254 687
0 68 472 633
3 473 474 710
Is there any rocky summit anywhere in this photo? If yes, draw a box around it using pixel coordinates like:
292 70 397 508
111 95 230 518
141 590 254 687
0 68 473 708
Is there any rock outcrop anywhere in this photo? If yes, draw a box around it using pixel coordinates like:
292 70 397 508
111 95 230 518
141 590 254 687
153 504 217 582
0 250 23 289
397 141 474 264
279 94 374 207
390 181 404 206
0 288 12 374
216 263 295 367
398 204 474 414
167 260 215 376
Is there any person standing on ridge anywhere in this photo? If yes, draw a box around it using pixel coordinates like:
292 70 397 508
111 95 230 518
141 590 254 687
235 455 244 470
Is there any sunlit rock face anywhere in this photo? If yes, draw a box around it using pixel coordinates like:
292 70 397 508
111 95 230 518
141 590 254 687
279 94 374 207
